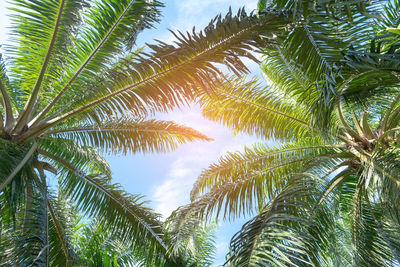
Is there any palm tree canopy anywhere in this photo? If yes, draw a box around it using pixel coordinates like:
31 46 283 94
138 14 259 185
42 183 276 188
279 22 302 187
168 0 400 266
0 1 285 265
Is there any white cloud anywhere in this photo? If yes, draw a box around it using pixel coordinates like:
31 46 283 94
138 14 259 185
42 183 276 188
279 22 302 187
153 145 217 218
153 158 196 218
215 241 228 254
212 241 228 267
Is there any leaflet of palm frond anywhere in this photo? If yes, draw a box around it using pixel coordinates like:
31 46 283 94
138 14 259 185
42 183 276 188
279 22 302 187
344 51 400 74
259 0 382 22
188 153 347 227
337 33 400 101
191 138 341 201
367 194 400 263
165 207 203 256
6 0 85 108
41 50 146 122
352 194 399 266
343 89 399 119
330 171 400 265
42 119 211 155
261 47 315 105
0 52 15 130
0 196 17 265
39 144 173 265
260 1 382 127
183 223 217 267
315 167 356 207
199 76 311 141
371 149 400 184
379 153 400 226
75 221 164 266
46 156 171 265
375 0 400 31
225 170 360 266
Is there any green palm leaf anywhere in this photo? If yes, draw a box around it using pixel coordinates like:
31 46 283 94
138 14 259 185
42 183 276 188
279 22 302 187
200 76 311 141
169 2 400 265
40 149 174 265
191 139 344 211
21 8 292 140
43 119 211 154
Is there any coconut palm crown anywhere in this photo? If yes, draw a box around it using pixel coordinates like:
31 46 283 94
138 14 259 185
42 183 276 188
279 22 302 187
168 0 400 266
0 0 288 265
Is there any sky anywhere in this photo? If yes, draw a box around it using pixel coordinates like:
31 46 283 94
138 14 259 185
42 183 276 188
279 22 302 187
0 1 265 265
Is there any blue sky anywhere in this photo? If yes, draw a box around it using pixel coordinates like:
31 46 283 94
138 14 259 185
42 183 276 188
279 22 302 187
0 1 266 265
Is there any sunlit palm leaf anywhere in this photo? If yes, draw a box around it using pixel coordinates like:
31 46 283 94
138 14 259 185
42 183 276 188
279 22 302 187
200 76 311 140
21 8 292 139
43 119 211 155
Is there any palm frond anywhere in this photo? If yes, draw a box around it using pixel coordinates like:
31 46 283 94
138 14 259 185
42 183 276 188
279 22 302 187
225 177 312 267
43 118 211 155
224 173 345 267
0 53 15 131
30 0 163 125
376 0 400 30
21 8 292 140
200 76 311 141
5 177 49 266
40 149 174 265
351 189 398 266
260 0 383 126
75 222 146 266
0 142 37 192
164 215 217 267
14 0 68 132
191 139 343 205
38 138 111 178
47 195 79 266
6 0 88 111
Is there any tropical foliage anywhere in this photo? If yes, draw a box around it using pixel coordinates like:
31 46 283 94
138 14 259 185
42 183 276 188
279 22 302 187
169 0 400 265
0 0 281 265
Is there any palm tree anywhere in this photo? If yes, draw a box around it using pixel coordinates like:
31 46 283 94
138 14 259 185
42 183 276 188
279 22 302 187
47 193 218 267
0 0 286 265
170 0 400 265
